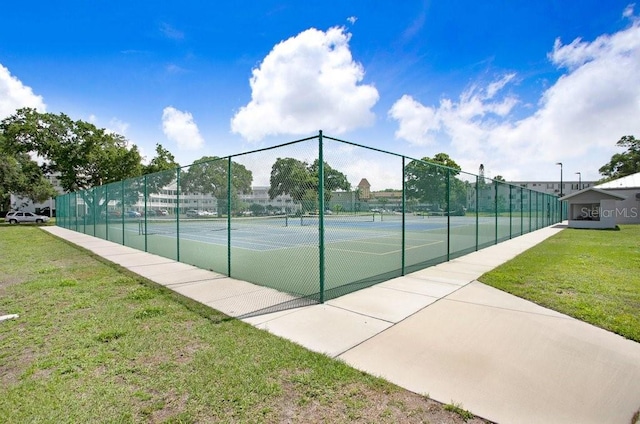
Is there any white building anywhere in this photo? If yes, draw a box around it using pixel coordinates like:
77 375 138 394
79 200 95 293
594 172 640 225
509 180 596 197
8 174 63 216
238 186 297 213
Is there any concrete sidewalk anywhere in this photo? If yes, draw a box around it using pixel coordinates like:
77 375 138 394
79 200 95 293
43 225 640 424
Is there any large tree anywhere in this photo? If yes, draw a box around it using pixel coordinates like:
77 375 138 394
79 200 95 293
268 158 350 212
142 144 181 195
599 135 640 180
179 156 252 216
1 108 184 216
404 153 467 214
0 135 57 210
0 108 143 192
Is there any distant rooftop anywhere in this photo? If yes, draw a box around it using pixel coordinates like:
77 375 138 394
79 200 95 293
595 172 640 189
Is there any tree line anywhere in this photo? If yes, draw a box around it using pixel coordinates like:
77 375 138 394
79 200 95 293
2 107 639 213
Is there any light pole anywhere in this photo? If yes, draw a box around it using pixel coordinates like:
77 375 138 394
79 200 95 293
575 172 581 191
556 162 563 197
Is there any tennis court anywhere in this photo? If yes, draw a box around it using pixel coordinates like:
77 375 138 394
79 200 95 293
72 213 511 300
57 133 565 314
135 213 460 252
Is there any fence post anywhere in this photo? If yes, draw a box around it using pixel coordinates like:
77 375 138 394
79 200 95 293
318 131 325 303
176 168 180 262
475 175 479 251
529 190 532 232
92 188 96 237
105 188 109 240
228 158 232 277
509 185 513 239
401 156 406 275
144 175 148 252
121 180 125 245
494 181 498 244
446 168 450 261
520 187 524 236
536 192 539 229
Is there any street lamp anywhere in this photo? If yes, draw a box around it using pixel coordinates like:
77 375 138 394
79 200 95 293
556 162 563 197
575 172 581 191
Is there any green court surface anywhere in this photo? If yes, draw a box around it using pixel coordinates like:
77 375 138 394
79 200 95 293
68 214 534 302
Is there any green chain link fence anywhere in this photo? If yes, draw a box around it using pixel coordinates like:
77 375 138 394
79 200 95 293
56 132 567 316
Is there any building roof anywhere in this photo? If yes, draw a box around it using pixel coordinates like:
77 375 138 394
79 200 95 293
358 178 371 188
594 172 640 189
559 187 627 202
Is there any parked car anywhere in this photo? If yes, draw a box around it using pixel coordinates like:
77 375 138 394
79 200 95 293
186 209 207 218
4 211 50 224
157 209 168 216
38 206 56 217
125 210 142 218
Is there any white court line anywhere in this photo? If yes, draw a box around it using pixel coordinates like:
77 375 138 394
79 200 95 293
327 240 444 256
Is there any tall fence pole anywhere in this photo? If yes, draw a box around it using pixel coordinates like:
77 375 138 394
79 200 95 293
401 156 406 275
121 180 125 244
529 190 532 232
509 185 513 239
475 175 479 251
144 175 148 252
92 188 96 237
446 168 450 261
494 181 498 244
227 158 232 277
176 168 180 262
318 130 325 303
520 187 524 236
105 188 109 240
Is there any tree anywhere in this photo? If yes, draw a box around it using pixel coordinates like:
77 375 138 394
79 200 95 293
0 108 143 192
268 158 350 212
599 135 640 180
143 144 181 195
0 140 57 211
249 203 266 216
494 175 506 182
144 144 180 175
404 153 467 214
179 156 252 216
308 159 351 198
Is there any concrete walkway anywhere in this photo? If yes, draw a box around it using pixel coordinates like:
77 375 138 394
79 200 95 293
43 225 640 424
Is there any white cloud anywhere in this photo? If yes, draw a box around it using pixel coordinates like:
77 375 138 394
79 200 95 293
160 22 184 40
162 106 205 150
389 18 640 181
107 118 129 135
347 16 357 25
231 26 379 141
0 64 46 119
389 75 518 149
623 3 635 18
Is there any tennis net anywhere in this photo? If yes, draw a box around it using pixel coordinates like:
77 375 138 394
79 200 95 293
297 213 375 227
138 214 289 235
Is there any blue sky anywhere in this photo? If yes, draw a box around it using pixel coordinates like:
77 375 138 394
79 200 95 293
1 1 639 189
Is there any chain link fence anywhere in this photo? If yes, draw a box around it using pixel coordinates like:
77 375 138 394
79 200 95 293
56 132 566 316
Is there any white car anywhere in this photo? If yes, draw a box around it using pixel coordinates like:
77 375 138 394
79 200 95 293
4 211 50 224
186 209 208 218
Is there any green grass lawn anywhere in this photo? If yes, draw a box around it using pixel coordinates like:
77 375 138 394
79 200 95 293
480 225 640 343
0 226 485 424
